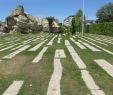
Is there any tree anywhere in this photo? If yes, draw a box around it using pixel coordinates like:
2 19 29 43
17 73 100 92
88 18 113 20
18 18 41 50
46 17 55 33
71 9 83 34
96 2 113 23
71 17 76 34
58 23 65 33
76 9 83 18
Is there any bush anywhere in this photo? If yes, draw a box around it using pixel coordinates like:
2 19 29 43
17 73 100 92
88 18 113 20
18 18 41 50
85 22 113 36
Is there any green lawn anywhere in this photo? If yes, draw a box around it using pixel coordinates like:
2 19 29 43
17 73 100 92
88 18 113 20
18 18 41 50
0 32 113 95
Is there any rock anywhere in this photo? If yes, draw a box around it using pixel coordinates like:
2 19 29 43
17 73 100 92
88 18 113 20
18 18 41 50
6 16 16 26
15 26 29 34
11 5 24 16
14 15 29 23
2 26 10 33
2 5 59 34
16 21 30 29
41 18 49 32
29 84 32 87
52 21 59 33
26 14 38 23
0 22 10 33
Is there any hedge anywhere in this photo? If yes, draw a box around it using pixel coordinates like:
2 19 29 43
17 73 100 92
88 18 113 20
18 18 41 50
85 22 113 36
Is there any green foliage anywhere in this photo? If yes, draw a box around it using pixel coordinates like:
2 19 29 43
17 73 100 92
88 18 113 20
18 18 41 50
96 2 113 23
58 23 65 33
46 16 55 33
86 2 113 36
46 17 55 25
71 17 76 34
76 9 83 17
71 9 83 34
85 22 113 36
64 26 71 36
16 5 24 9
67 27 71 36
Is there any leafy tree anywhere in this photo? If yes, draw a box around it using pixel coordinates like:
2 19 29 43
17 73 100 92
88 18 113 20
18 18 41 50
46 17 55 33
71 9 83 34
71 17 76 34
96 2 113 23
58 23 65 33
76 9 83 18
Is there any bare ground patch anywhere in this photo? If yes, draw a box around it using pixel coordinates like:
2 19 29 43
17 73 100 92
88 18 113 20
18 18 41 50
17 59 53 95
0 55 31 77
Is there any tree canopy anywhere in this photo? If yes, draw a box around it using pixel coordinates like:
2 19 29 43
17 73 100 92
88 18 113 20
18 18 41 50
71 9 83 34
96 2 113 23
46 16 56 32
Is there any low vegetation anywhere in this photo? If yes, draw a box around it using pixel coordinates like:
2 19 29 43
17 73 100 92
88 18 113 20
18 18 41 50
0 32 113 95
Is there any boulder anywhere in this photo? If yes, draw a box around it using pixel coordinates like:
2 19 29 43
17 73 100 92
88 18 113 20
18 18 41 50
30 24 43 31
1 26 10 33
26 14 37 23
16 21 30 29
3 5 59 34
6 16 16 26
41 18 49 32
14 15 29 23
11 5 24 16
0 22 10 33
52 21 60 33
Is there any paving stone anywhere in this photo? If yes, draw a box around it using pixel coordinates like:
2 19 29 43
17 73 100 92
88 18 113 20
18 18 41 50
3 45 31 59
94 59 113 77
32 47 48 63
66 46 76 53
70 38 86 49
0 44 3 45
65 40 71 46
59 34 61 38
0 43 15 49
55 49 66 58
3 81 24 95
0 43 20 52
70 52 87 69
78 40 100 52
47 49 66 95
81 70 99 90
94 38 113 45
47 59 62 95
47 36 57 46
32 38 40 41
10 45 24 51
57 38 62 44
83 36 108 46
80 37 113 55
47 41 53 46
91 89 105 95
65 41 86 69
29 39 48 51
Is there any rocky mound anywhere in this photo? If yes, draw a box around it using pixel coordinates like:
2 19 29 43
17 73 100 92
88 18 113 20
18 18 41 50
5 5 43 34
0 5 59 34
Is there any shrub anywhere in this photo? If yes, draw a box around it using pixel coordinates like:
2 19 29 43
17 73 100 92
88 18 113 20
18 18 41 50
85 22 113 36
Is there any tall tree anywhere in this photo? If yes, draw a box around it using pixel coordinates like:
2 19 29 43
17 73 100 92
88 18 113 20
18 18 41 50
76 9 83 18
71 17 76 34
46 17 55 33
58 23 65 33
71 9 83 34
96 2 113 23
